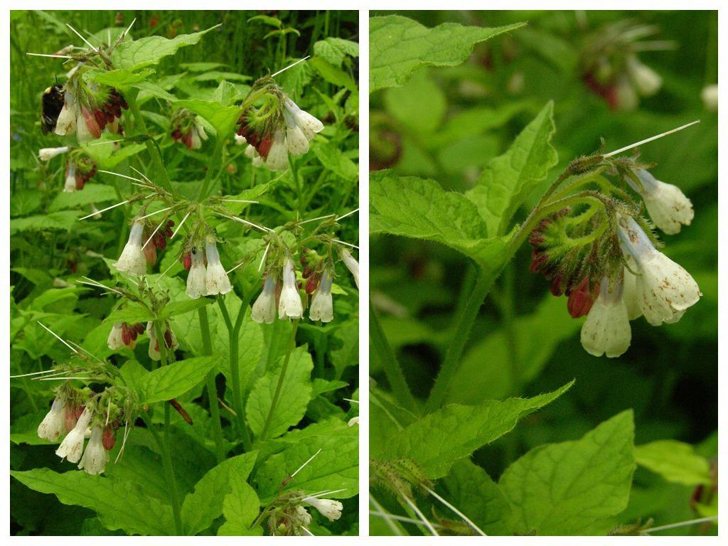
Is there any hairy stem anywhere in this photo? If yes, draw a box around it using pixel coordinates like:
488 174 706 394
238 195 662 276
370 301 418 413
258 319 299 442
198 306 225 463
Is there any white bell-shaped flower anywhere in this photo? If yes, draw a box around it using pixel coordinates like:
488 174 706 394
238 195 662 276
283 109 310 156
265 130 288 171
186 248 207 299
39 146 69 162
627 55 663 97
63 163 78 193
278 259 303 319
54 93 77 136
205 237 232 296
303 496 343 522
284 98 324 141
341 250 359 289
107 323 125 350
580 276 631 358
76 112 94 142
309 269 334 323
630 169 694 235
702 84 718 111
621 258 642 321
115 221 147 276
293 505 312 527
56 407 92 463
348 416 359 427
618 215 701 326
38 397 66 442
146 321 179 361
78 426 108 475
234 134 247 146
252 276 277 324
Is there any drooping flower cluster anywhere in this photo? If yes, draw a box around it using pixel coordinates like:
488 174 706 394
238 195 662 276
252 246 358 325
53 82 127 142
530 159 700 358
170 108 208 150
236 78 324 171
114 219 175 276
38 392 119 476
580 22 664 111
63 154 97 192
107 322 145 350
264 490 345 536
182 236 233 299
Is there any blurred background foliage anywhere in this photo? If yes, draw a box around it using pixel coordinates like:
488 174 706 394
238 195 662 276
370 10 717 533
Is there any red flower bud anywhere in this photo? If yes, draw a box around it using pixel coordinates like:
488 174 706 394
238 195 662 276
183 252 192 270
567 276 595 318
102 427 116 451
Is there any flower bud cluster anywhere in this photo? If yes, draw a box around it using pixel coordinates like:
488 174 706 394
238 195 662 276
182 236 233 299
63 154 97 193
170 108 208 150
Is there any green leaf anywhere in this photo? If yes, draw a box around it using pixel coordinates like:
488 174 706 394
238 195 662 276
370 170 511 269
308 57 358 92
139 356 216 404
217 481 262 536
635 440 712 486
10 211 82 234
466 102 558 237
48 184 119 212
256 420 358 501
246 346 313 439
160 298 212 319
314 38 359 68
87 68 155 89
111 26 218 71
313 143 358 180
374 382 573 480
104 304 155 325
181 452 257 535
384 70 446 134
175 99 240 138
11 469 174 535
499 410 636 536
443 460 513 535
370 16 525 93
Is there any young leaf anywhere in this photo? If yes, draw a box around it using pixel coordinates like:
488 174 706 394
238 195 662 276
370 16 525 93
466 102 558 237
181 452 258 535
175 99 240 139
217 481 263 536
86 68 156 89
139 356 217 404
374 381 573 480
370 170 511 269
111 26 218 71
635 440 712 486
499 410 636 536
246 346 313 440
11 469 175 535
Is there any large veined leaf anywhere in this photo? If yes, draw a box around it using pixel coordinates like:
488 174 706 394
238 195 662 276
466 102 558 237
11 469 174 535
111 26 218 71
10 211 82 234
181 452 258 535
138 356 217 404
255 420 358 501
373 382 573 480
48 184 118 212
246 346 313 439
314 143 358 180
175 99 240 138
499 410 636 536
218 481 262 536
86 68 155 89
370 170 511 270
370 16 525 93
635 440 712 486
443 459 513 535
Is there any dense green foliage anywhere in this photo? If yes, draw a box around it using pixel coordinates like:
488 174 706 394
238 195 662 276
11 10 359 536
369 10 717 536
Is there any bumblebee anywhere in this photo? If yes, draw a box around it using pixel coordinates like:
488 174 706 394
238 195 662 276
41 84 65 135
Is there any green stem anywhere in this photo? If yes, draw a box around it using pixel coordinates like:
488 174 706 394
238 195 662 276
370 302 418 413
218 295 253 451
258 319 299 442
126 91 174 195
425 268 495 412
198 306 225 463
500 263 521 393
196 138 225 202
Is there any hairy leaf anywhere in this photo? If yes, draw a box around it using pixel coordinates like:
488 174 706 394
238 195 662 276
139 356 216 404
635 440 712 486
466 102 558 236
111 26 218 70
246 346 313 439
217 481 262 536
499 410 635 535
374 382 573 480
370 16 525 93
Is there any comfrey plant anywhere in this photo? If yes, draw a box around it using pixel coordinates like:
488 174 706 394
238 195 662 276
527 124 700 358
17 14 359 537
